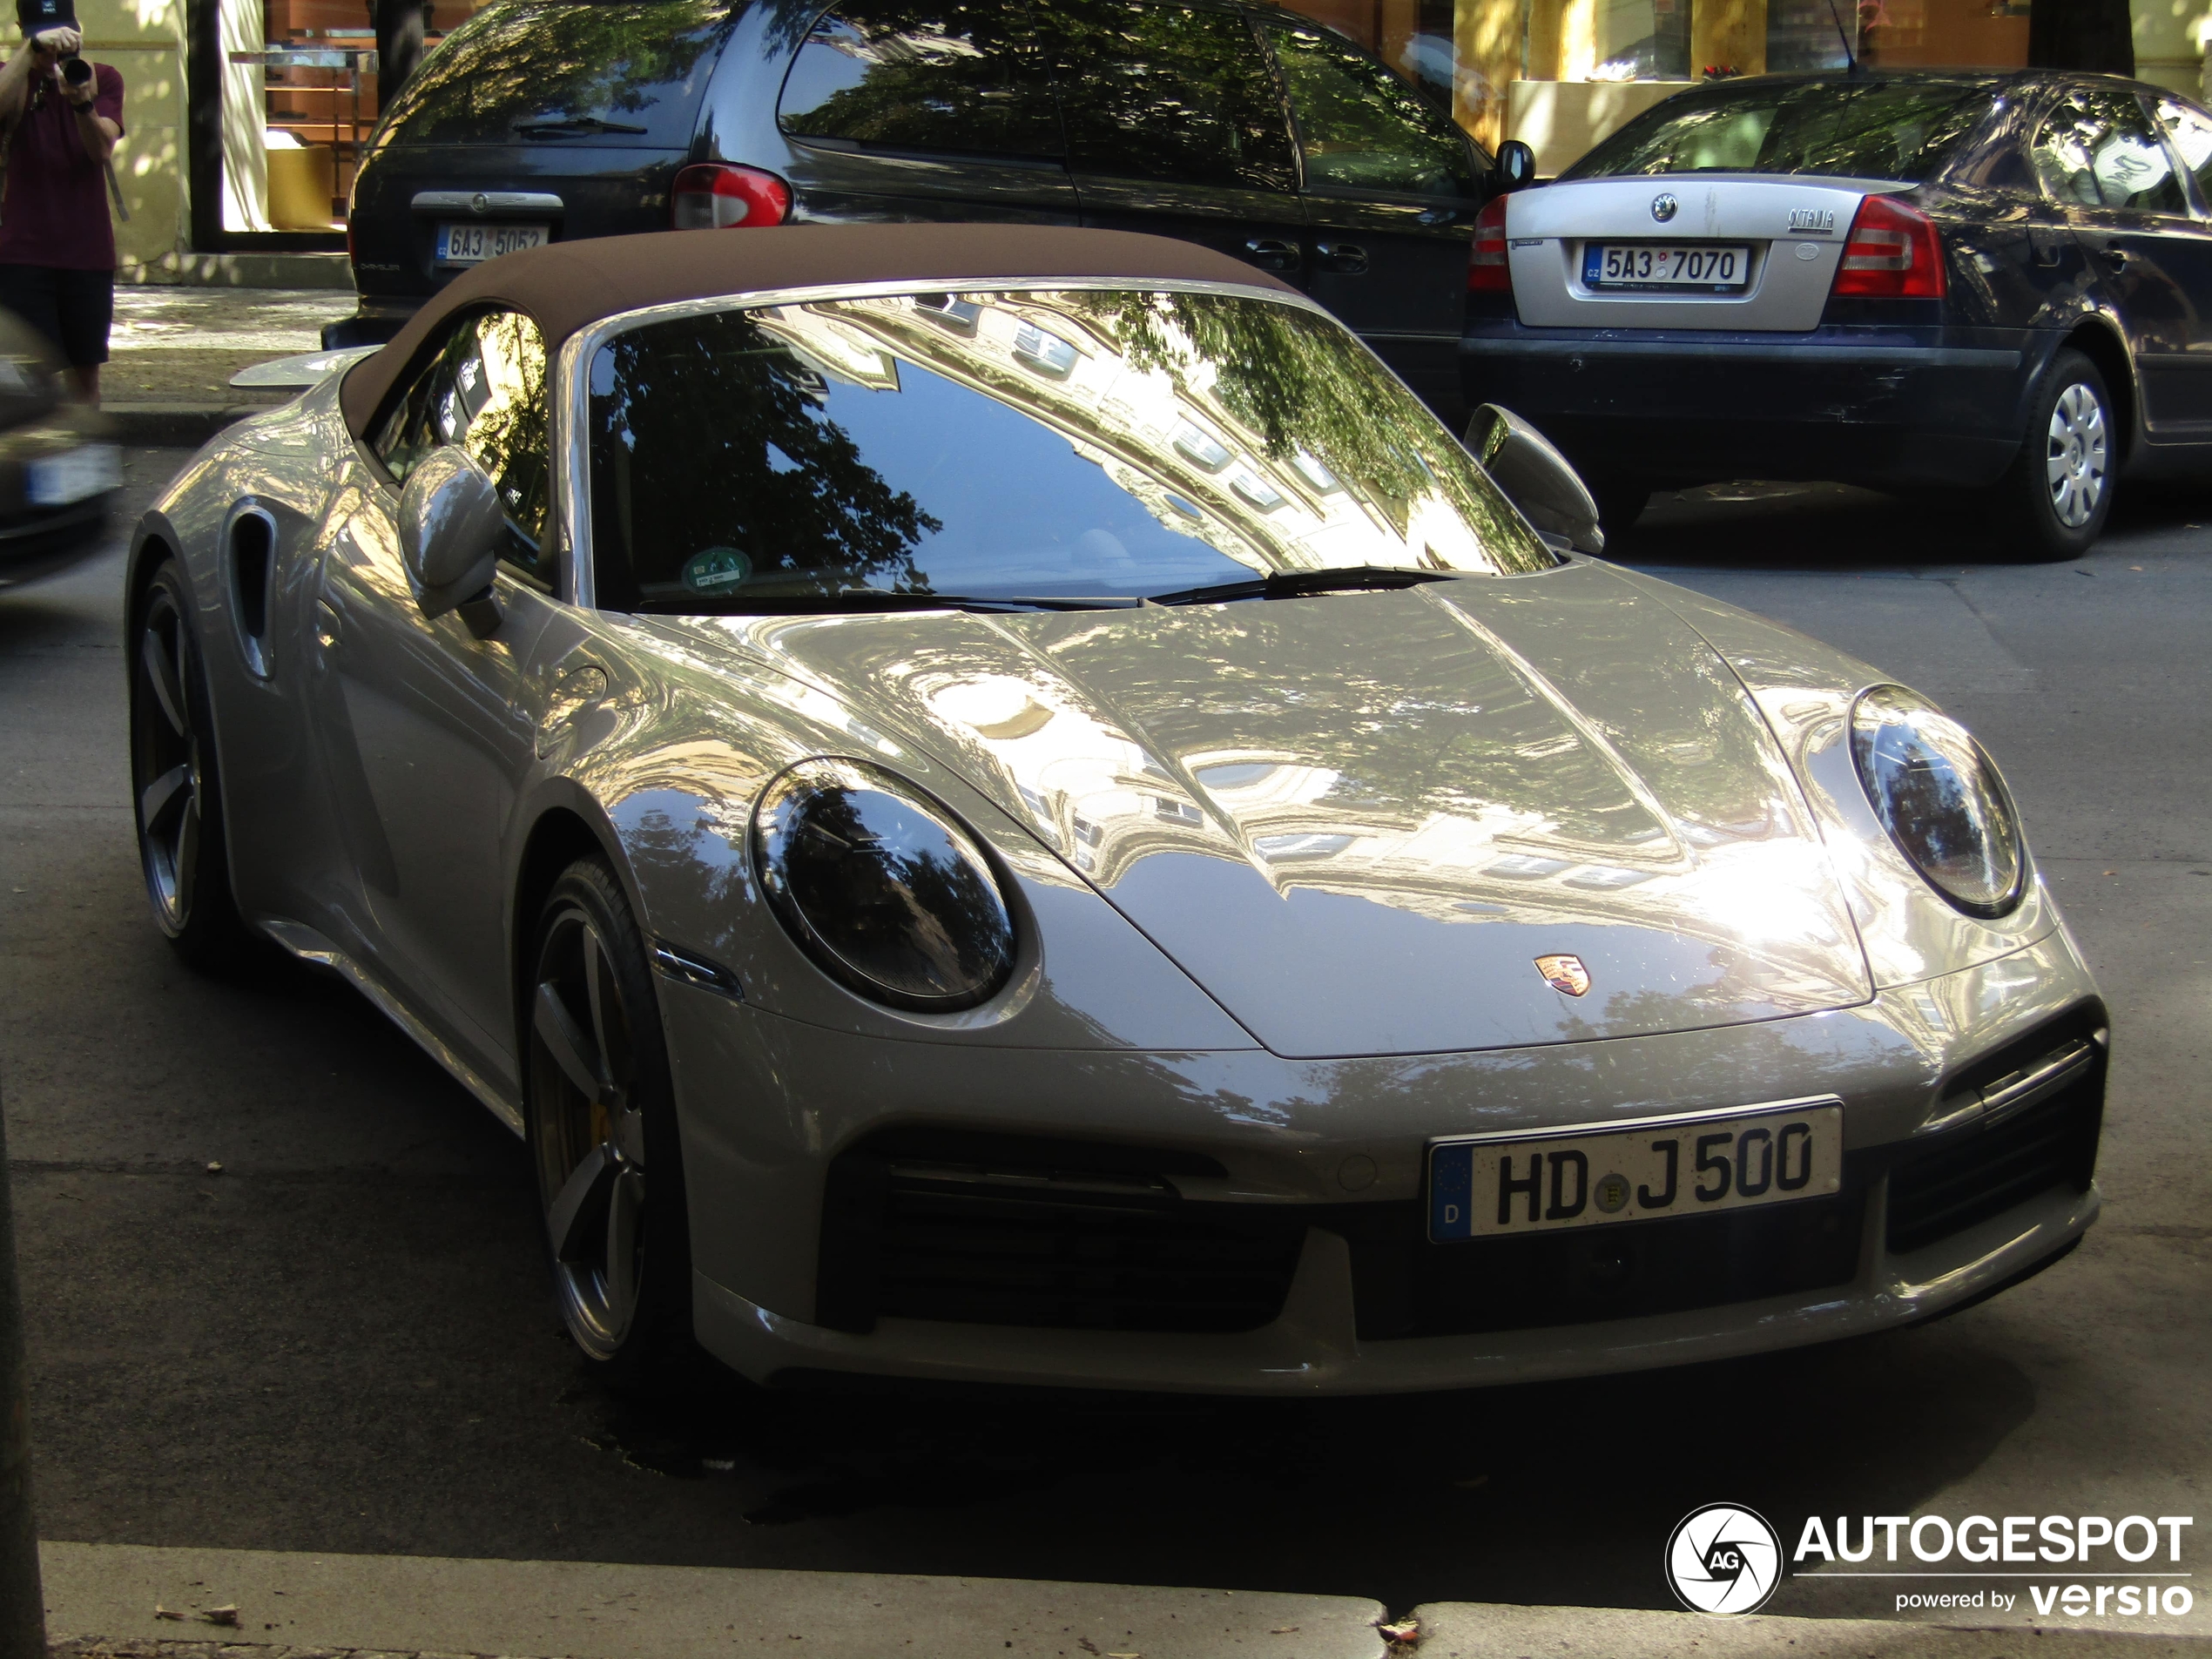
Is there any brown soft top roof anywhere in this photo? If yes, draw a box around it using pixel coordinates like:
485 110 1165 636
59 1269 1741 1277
339 223 1298 437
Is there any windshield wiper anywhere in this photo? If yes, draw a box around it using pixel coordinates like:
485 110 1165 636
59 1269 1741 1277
636 591 1144 617
514 114 649 138
1146 566 1457 607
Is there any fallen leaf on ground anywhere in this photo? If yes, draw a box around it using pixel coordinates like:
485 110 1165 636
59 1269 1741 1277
1379 1618 1420 1641
1271 1627 1300 1635
152 1606 185 1622
201 1605 240 1626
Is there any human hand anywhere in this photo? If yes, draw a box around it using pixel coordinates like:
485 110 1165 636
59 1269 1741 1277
31 25 82 57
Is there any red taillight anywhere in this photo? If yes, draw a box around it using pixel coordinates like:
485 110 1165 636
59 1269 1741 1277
1469 193 1511 293
671 163 792 230
1830 193 1946 300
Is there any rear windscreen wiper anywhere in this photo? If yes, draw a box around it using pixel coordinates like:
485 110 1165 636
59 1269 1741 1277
514 114 650 138
1145 566 1456 607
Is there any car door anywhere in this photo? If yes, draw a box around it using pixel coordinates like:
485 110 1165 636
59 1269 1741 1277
1039 0 1312 286
2030 84 2207 435
2146 91 2212 431
1261 19 1483 421
314 308 590 1085
775 1 1078 224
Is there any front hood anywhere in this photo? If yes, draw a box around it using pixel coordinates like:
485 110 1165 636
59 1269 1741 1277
658 562 1872 1057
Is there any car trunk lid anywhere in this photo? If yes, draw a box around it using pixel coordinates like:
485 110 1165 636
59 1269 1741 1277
1505 176 1893 331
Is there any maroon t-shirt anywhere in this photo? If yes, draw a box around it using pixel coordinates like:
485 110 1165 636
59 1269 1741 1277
0 60 125 270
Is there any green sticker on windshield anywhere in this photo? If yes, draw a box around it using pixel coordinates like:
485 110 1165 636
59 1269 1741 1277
683 545 752 593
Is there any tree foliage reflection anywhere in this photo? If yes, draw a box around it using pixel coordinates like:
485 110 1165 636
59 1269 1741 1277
1565 78 1989 183
590 313 940 610
372 0 734 151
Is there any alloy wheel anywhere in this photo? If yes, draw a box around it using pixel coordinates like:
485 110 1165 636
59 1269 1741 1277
2046 381 2107 529
530 902 650 1359
132 580 206 932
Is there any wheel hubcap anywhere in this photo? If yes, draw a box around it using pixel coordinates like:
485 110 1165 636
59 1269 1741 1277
531 906 648 1359
2047 382 2108 529
132 587 203 932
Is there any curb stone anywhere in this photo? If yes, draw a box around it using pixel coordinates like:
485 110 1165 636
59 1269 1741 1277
1409 1602 2212 1656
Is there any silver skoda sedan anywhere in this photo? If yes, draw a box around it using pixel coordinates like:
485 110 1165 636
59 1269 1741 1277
128 226 2104 1393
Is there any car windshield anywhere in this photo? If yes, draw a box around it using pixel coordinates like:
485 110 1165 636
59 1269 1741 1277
1564 78 1994 183
586 288 1559 612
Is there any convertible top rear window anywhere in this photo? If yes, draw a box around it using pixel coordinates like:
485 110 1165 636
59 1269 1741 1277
585 288 1557 612
1564 78 1994 183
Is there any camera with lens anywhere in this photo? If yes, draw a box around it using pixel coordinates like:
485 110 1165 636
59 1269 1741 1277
60 55 91 87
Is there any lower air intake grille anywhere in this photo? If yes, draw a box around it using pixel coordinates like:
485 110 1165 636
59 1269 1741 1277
816 1132 1305 1335
1352 1191 1865 1340
1885 1057 2102 1257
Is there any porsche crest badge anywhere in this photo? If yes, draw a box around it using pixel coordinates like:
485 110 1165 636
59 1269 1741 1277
1535 954 1591 996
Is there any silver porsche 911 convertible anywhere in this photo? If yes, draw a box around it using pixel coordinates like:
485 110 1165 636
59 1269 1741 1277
130 225 2105 1393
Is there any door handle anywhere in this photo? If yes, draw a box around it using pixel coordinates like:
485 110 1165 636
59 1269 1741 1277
1242 237 1303 273
1315 240 1369 274
314 599 342 649
2102 247 2130 273
2027 225 2069 266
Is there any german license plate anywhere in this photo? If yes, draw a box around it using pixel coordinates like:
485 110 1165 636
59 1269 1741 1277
1583 243 1751 290
26 442 119 507
1427 1098 1843 1242
435 221 550 265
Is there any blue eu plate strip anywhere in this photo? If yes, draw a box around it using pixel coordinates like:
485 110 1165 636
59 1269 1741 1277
1429 1143 1474 1241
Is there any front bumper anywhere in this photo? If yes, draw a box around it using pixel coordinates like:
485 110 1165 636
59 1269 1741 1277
1460 321 2047 491
671 927 2105 1395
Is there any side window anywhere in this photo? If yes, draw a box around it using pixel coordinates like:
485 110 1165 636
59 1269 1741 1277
2031 88 2187 215
1042 0 1296 192
777 3 1063 158
1267 24 1474 198
2153 95 2212 210
373 309 555 586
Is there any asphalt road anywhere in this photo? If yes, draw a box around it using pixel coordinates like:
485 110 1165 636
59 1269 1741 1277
3 452 2207 1625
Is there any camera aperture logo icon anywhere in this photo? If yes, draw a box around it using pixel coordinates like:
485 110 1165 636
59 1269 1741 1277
1666 1503 1782 1615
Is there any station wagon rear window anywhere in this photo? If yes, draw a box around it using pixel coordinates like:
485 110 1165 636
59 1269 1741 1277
372 0 736 151
585 289 1556 612
1564 78 1994 184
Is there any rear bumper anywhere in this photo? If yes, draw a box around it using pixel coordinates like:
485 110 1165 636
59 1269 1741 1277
1460 322 2049 489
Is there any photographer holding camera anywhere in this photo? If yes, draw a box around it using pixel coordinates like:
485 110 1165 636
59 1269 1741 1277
0 0 122 403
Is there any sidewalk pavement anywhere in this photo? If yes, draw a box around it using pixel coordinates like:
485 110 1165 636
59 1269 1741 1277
103 287 361 445
37 1542 2212 1659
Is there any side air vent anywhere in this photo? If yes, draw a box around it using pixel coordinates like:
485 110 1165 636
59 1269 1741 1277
226 504 278 677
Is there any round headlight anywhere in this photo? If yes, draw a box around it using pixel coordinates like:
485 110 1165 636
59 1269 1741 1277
752 759 1016 1011
1849 685 2025 917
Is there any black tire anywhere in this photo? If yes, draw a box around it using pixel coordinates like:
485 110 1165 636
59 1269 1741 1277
1994 348 2115 559
129 558 251 969
526 857 696 1385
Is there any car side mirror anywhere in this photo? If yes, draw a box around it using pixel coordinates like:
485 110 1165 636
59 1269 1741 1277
1465 403 1604 555
1493 139 1537 194
398 446 505 637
